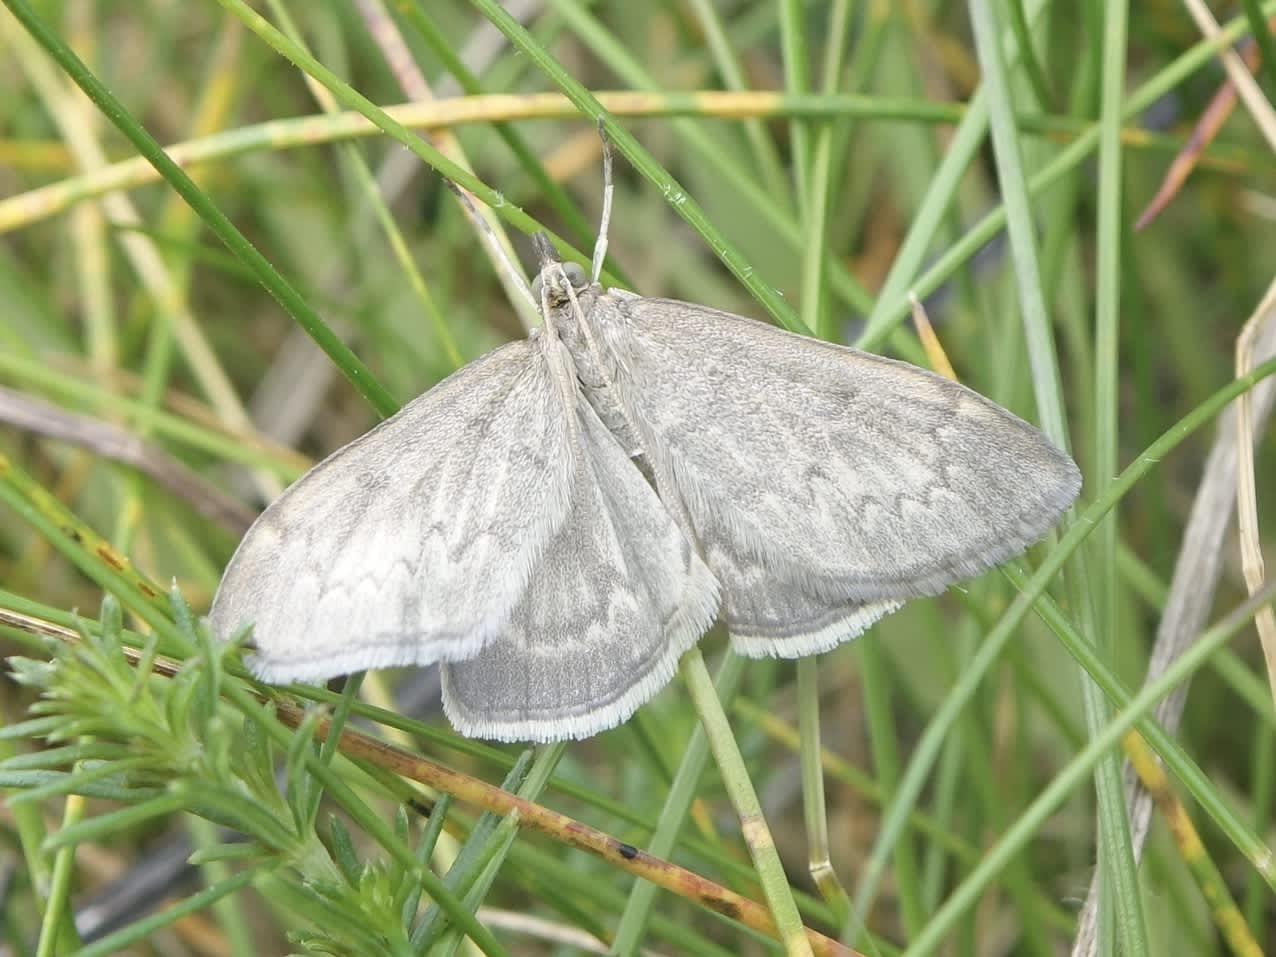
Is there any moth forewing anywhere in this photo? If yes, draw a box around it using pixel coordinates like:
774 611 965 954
209 339 578 682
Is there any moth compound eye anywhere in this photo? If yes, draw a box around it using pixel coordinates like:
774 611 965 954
531 263 583 305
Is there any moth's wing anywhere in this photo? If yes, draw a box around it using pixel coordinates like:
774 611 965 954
715 548 903 658
210 338 576 682
440 402 719 743
617 297 1082 657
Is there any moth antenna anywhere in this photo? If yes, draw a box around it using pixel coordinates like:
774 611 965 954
531 232 558 270
444 179 537 313
563 273 612 385
591 119 614 285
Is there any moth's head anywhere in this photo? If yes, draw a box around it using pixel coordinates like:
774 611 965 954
530 232 589 309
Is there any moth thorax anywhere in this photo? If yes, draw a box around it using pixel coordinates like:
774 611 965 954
553 289 617 389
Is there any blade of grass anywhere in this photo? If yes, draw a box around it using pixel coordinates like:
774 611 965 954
1086 2 1139 950
0 0 399 418
1239 0 1276 99
683 0 789 197
779 0 812 211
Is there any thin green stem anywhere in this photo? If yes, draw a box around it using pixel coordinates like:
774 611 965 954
1240 0 1276 99
796 656 850 928
683 0 789 197
612 652 748 955
779 0 811 211
73 869 261 957
1088 2 1144 953
680 648 813 957
34 792 83 957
